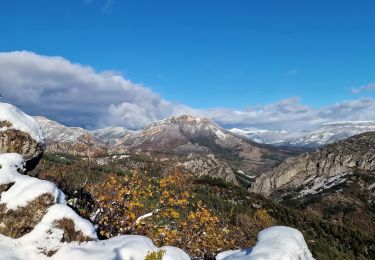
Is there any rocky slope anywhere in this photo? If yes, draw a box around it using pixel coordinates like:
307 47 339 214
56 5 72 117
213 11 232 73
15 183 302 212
114 115 297 183
34 116 104 154
231 121 375 148
250 131 375 239
251 131 375 197
91 126 134 145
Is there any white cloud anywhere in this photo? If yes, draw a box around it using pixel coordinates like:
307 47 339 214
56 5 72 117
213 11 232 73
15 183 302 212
1 51 375 132
352 83 375 93
0 51 190 129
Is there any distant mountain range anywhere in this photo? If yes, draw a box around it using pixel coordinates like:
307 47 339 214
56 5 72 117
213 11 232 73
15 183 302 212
230 120 375 148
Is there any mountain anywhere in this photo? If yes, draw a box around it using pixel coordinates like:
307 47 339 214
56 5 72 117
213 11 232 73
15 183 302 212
114 115 298 183
34 116 103 153
231 120 375 148
91 126 134 145
229 128 290 144
250 131 375 237
34 115 298 183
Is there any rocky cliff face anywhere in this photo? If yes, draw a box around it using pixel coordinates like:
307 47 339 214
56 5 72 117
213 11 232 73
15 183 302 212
251 132 375 197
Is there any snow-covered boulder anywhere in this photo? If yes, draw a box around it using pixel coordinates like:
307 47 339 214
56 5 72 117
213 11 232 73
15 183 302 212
0 153 81 242
0 103 44 170
216 226 314 260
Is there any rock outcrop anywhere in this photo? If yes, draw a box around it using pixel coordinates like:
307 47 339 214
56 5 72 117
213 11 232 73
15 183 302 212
250 132 375 197
0 103 45 170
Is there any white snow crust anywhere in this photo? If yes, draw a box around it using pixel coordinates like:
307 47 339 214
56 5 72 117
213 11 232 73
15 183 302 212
216 226 314 260
0 102 43 143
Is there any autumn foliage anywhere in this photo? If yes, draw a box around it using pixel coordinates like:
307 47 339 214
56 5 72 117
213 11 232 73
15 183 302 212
85 171 275 259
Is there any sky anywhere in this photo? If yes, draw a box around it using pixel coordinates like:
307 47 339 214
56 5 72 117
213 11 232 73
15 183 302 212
0 0 375 131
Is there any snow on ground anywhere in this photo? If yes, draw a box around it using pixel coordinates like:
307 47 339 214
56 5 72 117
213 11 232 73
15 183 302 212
0 153 65 210
216 226 314 260
52 235 190 260
0 103 44 143
298 172 350 197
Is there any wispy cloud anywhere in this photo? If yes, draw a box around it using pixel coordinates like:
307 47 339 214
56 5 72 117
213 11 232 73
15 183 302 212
352 83 375 94
286 69 298 76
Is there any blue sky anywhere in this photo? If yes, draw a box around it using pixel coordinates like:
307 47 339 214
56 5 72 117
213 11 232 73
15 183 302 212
0 1 374 130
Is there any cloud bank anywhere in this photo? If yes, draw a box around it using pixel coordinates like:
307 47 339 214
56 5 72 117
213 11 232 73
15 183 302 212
0 51 374 131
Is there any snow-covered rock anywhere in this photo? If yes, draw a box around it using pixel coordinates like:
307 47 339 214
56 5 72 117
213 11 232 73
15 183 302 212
0 103 43 143
0 103 44 169
216 226 314 260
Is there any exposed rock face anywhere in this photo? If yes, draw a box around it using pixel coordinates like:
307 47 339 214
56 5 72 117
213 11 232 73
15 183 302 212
0 193 55 238
251 132 375 197
0 128 44 170
177 153 237 183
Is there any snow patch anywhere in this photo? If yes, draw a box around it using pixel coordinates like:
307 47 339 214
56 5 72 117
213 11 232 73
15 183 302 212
52 235 190 260
216 226 314 260
0 153 65 210
298 172 350 197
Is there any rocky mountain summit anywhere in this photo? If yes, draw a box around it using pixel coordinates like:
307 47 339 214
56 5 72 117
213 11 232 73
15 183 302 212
250 131 375 197
114 115 297 183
